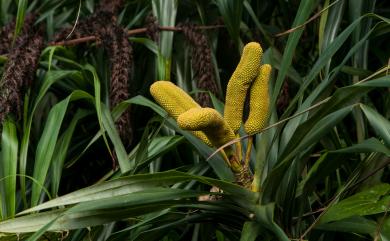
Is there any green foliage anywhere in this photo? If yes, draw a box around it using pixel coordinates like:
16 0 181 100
0 120 18 218
319 183 390 224
0 0 389 240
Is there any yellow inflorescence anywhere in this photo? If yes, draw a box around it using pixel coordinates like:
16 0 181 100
150 81 212 146
191 131 213 146
149 41 272 190
177 107 236 148
244 64 272 135
224 42 263 133
150 81 200 119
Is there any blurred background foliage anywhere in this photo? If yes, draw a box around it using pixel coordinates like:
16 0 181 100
0 0 389 240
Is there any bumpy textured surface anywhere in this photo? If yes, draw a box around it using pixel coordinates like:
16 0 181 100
180 22 219 107
224 42 262 133
145 14 159 42
244 64 271 135
0 14 36 55
54 0 133 148
54 0 124 41
102 22 133 145
177 107 235 148
150 81 201 119
0 21 44 125
191 131 213 146
150 81 212 146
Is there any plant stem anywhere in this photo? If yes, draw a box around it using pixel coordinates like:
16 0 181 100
50 25 225 46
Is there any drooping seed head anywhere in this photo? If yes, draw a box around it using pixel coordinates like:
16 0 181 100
178 107 235 148
224 42 262 133
244 64 271 135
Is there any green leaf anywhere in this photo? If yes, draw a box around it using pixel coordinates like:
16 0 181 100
240 221 261 241
13 0 27 41
320 183 390 224
243 0 272 47
0 0 12 24
30 90 94 206
129 135 184 172
101 104 131 172
266 48 302 84
285 106 354 161
0 171 255 235
279 76 390 164
22 170 255 215
331 138 390 156
215 0 243 48
2 193 198 234
130 37 158 54
254 203 289 241
382 217 390 241
319 0 345 74
360 104 390 148
281 31 353 149
0 120 18 218
31 98 70 206
316 216 377 234
84 64 131 173
271 0 316 106
19 70 79 207
263 105 355 202
0 55 7 64
152 0 177 80
50 109 91 197
280 16 386 150
299 136 390 196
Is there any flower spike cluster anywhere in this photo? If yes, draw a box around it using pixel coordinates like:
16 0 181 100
177 107 235 148
150 81 237 167
224 42 262 133
224 42 272 134
149 42 272 190
244 64 272 135
150 81 212 146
